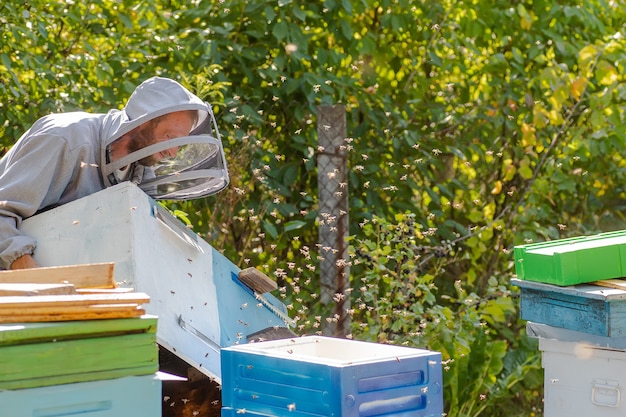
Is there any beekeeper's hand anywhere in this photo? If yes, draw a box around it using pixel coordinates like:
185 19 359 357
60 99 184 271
10 254 41 270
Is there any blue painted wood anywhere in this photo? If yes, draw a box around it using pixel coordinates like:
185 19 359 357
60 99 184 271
513 278 626 337
0 375 161 416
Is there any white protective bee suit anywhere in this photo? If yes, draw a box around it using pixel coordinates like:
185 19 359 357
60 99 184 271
0 76 229 269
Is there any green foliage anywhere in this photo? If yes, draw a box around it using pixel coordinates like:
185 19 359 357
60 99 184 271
2 0 626 415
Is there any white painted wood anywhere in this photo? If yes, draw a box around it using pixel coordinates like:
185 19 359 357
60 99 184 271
20 182 288 382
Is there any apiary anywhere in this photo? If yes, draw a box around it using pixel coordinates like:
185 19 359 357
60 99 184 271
220 336 443 417
19 182 291 383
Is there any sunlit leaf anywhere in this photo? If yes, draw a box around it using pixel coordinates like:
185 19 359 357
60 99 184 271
596 61 619 86
578 44 598 67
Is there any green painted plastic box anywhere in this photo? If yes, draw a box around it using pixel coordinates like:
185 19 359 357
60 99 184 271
514 230 626 286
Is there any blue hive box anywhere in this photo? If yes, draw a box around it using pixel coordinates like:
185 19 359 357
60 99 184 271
220 336 443 417
0 374 161 416
512 278 626 337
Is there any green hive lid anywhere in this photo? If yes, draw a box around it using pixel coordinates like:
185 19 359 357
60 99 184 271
528 235 626 255
514 230 626 286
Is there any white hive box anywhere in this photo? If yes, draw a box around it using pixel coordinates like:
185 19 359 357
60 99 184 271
540 337 626 416
221 336 443 417
19 182 290 382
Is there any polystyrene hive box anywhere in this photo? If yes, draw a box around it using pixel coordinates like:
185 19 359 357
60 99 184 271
514 230 626 286
0 374 161 417
539 337 626 416
220 336 443 417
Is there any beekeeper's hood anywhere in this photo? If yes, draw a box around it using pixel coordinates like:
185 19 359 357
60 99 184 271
99 76 229 200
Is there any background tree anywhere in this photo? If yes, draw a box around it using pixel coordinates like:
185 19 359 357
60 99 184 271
2 1 625 415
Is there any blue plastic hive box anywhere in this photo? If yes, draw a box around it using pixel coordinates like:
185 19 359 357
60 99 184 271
0 374 161 417
220 336 443 417
512 278 626 337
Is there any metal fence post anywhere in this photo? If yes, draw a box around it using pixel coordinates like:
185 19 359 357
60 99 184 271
316 105 350 337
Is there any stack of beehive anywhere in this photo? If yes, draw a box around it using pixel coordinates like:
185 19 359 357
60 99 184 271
0 263 161 416
512 230 626 416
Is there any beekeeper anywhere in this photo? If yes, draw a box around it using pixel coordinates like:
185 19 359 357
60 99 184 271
0 76 229 270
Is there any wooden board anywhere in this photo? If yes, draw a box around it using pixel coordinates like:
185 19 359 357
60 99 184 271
0 292 149 323
0 332 157 390
0 263 116 288
0 365 158 391
0 283 76 296
0 307 146 323
591 278 626 290
77 287 135 295
0 315 157 346
0 292 149 309
238 267 278 294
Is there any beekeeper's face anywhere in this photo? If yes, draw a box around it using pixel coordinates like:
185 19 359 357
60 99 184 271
129 111 195 166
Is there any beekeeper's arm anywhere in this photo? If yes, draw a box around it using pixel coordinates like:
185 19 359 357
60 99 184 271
0 134 74 270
